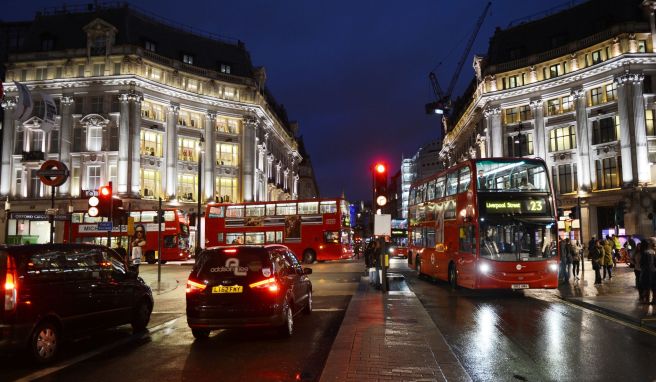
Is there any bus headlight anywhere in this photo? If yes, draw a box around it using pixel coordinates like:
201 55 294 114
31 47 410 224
389 247 395 254
479 263 490 274
549 263 559 272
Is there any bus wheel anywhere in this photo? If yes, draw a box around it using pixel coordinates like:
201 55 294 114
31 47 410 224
303 250 316 264
145 251 156 265
449 263 459 290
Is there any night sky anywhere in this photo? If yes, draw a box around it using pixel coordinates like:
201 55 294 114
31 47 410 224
5 0 564 201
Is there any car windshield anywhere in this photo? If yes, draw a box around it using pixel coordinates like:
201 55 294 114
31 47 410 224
479 220 558 261
476 160 549 192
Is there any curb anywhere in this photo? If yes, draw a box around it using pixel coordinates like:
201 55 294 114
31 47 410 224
562 296 656 330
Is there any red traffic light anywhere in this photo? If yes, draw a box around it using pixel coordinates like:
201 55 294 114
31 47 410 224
99 185 111 196
375 163 386 174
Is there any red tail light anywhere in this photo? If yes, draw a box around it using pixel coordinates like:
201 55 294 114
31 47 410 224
249 277 279 293
186 278 207 294
4 256 17 312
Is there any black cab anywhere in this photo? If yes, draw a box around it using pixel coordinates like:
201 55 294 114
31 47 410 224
186 245 312 339
0 244 153 364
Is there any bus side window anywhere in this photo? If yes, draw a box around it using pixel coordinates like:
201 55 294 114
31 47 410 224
459 225 474 253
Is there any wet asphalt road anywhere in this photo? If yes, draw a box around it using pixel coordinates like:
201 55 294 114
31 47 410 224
0 261 363 382
403 267 656 382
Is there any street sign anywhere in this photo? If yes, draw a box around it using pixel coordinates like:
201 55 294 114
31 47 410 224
45 208 58 216
37 160 69 187
83 190 99 197
98 221 113 231
374 214 391 237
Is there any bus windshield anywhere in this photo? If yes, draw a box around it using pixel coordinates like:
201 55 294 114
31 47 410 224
479 220 558 261
476 160 549 192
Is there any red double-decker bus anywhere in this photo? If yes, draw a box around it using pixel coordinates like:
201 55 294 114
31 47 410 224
408 158 559 290
64 209 191 263
205 198 354 263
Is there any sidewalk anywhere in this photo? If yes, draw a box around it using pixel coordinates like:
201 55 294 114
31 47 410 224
319 272 471 382
555 260 656 330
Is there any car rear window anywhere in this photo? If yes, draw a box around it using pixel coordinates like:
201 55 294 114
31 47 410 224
194 248 272 280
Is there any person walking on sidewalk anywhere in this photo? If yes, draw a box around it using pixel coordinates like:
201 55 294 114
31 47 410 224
639 239 656 304
633 241 643 290
559 238 573 283
591 240 603 285
572 240 582 281
602 237 614 280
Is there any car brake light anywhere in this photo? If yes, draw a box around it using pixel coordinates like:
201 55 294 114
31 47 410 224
186 279 207 294
224 249 237 254
4 256 18 312
249 277 279 293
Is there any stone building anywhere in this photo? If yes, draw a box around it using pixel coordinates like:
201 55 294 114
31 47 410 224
439 0 656 240
0 4 306 244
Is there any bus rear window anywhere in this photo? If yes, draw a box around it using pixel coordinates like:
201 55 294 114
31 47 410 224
195 249 271 280
320 201 337 214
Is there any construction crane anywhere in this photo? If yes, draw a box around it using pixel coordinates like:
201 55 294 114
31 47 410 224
426 1 491 119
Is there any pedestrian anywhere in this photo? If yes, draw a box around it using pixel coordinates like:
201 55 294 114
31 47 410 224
354 243 361 260
588 236 597 261
372 240 382 288
131 227 146 275
572 240 581 281
602 237 614 280
633 241 642 289
639 239 656 304
591 240 603 285
559 238 572 283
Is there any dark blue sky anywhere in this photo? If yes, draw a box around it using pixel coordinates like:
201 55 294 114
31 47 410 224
6 0 568 201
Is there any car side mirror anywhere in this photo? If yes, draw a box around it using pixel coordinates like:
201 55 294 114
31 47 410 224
303 268 312 275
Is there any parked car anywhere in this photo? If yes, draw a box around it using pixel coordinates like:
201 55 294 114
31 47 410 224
0 244 153 364
186 245 312 339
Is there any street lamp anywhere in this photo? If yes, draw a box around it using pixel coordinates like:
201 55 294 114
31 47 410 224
196 135 205 258
4 197 10 244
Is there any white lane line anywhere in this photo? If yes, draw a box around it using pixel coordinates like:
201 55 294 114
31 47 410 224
14 317 180 382
312 308 345 312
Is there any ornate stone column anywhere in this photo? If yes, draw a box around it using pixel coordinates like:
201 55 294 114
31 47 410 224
484 106 502 157
117 93 130 194
615 73 637 186
129 93 143 196
530 99 546 160
629 74 650 184
59 96 74 195
204 112 216 201
571 88 592 191
0 98 16 196
242 116 258 202
165 103 179 198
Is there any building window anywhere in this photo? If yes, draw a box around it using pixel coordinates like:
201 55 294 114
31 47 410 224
595 157 621 190
638 40 648 53
30 129 44 152
87 126 103 152
55 67 63 78
35 68 47 80
178 137 199 162
14 169 23 197
114 63 121 75
49 130 59 154
87 165 101 192
109 165 117 187
605 83 617 102
549 125 576 152
77 65 85 77
146 66 161 81
217 143 239 166
91 36 106 56
549 64 561 78
215 118 239 134
177 173 197 202
41 37 54 51
646 109 655 136
591 50 602 65
182 54 194 65
220 64 231 74
141 101 165 121
558 164 575 194
592 116 619 144
504 107 520 124
90 96 103 114
141 169 160 198
215 177 238 203
92 63 105 76
141 131 163 157
30 169 43 198
519 105 532 121
589 87 603 106
145 40 157 52
547 98 560 116
506 133 533 157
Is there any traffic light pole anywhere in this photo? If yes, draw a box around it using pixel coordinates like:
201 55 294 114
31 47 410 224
157 197 162 285
578 196 585 278
49 186 56 244
107 181 113 247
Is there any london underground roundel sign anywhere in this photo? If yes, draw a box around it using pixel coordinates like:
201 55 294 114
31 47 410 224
37 160 69 187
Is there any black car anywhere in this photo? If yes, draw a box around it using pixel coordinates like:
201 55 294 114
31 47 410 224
0 244 153 364
186 245 312 339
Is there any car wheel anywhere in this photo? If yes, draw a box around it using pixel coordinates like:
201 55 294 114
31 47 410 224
131 299 152 333
191 328 211 339
279 300 294 337
30 321 59 364
303 289 313 315
449 263 458 290
303 250 316 264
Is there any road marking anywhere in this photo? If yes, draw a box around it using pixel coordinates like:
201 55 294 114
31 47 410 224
15 317 180 382
312 308 345 312
556 298 656 336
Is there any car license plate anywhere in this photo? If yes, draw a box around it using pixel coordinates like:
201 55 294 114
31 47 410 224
511 284 529 290
212 285 243 293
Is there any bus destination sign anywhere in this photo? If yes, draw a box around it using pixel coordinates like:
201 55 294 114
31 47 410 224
485 199 547 214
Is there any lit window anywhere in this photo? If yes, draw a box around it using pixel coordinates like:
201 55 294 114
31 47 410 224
178 137 200 162
591 50 602 65
87 126 103 152
141 169 160 198
638 40 647 53
549 64 560 78
217 143 239 166
35 68 47 80
549 125 576 152
646 109 654 136
595 157 621 190
141 131 163 157
182 54 194 65
93 63 105 76
220 64 231 74
87 165 101 191
145 40 157 52
590 87 603 106
605 83 617 102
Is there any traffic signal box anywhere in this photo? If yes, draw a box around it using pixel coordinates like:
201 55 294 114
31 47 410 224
374 163 388 208
98 184 112 217
86 182 125 223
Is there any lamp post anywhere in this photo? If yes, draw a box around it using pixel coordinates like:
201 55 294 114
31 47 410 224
577 191 586 278
196 135 204 258
4 197 10 244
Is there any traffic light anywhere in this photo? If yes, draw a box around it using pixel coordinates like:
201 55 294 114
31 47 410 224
98 183 112 217
88 194 100 217
373 162 388 208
